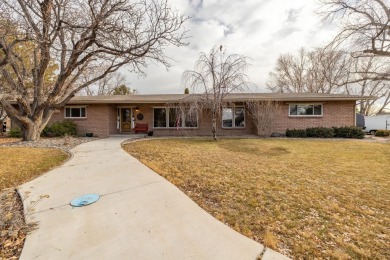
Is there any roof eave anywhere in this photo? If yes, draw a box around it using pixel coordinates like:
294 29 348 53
66 99 187 104
232 96 377 102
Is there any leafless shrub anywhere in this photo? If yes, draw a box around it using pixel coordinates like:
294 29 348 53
246 101 282 136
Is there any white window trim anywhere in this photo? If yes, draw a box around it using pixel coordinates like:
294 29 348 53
222 106 246 129
152 107 198 129
288 103 323 117
64 106 87 119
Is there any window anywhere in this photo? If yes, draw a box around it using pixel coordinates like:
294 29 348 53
154 108 167 127
169 108 181 127
153 107 198 128
289 104 322 116
184 107 198 127
65 107 86 118
222 106 245 128
222 108 233 127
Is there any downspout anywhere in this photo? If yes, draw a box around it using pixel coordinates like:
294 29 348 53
117 107 120 131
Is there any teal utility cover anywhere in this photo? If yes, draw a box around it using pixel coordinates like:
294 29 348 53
70 194 100 207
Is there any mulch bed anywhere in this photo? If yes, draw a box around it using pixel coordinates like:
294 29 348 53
0 189 36 259
0 136 98 150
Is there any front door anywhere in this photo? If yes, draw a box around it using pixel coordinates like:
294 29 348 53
121 108 132 132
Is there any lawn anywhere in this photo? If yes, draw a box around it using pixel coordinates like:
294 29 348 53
0 146 69 259
124 138 390 259
0 147 69 190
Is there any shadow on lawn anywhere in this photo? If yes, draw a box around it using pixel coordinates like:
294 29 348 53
217 140 290 156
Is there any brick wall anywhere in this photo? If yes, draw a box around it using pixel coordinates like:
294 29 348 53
272 101 356 133
47 100 356 137
50 104 113 137
108 106 118 135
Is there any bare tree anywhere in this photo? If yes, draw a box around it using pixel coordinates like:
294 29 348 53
81 72 136 96
308 48 351 93
182 46 252 140
267 48 349 94
346 56 390 114
246 101 282 136
268 46 390 114
267 49 308 93
0 0 187 141
319 0 390 113
81 71 126 96
320 0 390 58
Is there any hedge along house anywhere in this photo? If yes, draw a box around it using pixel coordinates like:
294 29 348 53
46 93 373 137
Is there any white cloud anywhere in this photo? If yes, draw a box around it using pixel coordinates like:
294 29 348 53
125 0 338 94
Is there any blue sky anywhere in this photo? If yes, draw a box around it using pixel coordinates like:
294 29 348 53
125 0 337 94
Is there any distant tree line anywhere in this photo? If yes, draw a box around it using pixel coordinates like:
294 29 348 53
267 0 390 115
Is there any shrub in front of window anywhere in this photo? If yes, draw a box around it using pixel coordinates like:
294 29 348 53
333 126 365 139
305 127 334 138
374 130 390 137
42 120 77 137
286 129 307 138
286 127 365 139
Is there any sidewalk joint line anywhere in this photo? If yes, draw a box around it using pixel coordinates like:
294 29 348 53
28 180 164 215
259 247 267 259
100 180 164 197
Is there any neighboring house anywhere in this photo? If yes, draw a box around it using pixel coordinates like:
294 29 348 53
45 93 372 137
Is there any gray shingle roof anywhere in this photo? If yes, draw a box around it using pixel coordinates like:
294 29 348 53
68 93 375 104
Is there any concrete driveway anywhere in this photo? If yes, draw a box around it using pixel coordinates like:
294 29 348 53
18 136 289 260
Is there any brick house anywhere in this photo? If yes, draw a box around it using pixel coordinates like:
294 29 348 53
46 93 370 137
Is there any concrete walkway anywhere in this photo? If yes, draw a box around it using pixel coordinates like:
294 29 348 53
19 136 290 260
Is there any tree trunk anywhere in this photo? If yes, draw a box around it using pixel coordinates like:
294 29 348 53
212 117 217 141
22 122 41 141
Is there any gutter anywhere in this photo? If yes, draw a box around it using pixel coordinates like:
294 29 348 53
66 97 378 105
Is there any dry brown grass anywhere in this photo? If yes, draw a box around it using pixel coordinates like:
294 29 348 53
0 147 68 259
124 138 390 259
0 147 69 191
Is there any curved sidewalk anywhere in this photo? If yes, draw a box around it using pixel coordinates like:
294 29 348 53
19 136 289 260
